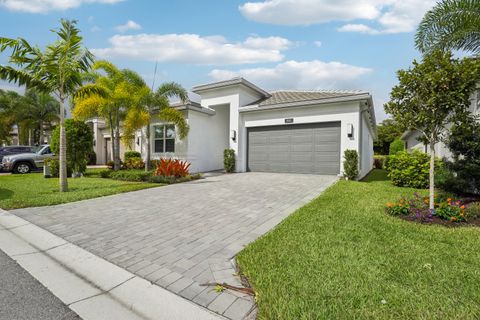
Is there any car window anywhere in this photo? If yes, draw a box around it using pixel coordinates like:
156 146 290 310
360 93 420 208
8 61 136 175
41 147 52 155
11 147 30 153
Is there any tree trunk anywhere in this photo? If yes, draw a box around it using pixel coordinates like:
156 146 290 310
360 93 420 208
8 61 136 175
28 129 32 146
109 125 115 164
113 115 121 171
429 140 435 211
59 98 68 192
145 120 151 172
39 122 44 145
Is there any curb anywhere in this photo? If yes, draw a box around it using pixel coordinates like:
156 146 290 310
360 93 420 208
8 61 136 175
0 209 223 320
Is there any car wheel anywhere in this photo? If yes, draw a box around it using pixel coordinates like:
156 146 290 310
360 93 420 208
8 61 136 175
13 162 32 174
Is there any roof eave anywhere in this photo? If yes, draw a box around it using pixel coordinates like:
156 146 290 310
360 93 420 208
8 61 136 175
192 78 271 98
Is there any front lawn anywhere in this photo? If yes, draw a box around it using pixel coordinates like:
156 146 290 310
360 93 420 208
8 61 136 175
0 172 159 210
237 169 480 319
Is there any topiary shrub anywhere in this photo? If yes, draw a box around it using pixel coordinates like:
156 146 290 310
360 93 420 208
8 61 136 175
224 149 235 173
343 149 359 180
385 150 439 188
389 138 405 155
124 151 141 161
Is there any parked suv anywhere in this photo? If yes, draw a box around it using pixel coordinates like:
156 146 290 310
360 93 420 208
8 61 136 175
1 145 55 174
0 145 35 163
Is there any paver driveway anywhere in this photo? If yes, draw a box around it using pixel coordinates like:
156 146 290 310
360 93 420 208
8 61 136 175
12 172 337 319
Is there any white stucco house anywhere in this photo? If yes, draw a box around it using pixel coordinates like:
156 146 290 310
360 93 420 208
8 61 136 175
401 88 480 159
90 77 377 179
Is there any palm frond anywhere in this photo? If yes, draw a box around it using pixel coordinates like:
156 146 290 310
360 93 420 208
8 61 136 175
155 82 188 103
157 107 190 139
416 0 480 53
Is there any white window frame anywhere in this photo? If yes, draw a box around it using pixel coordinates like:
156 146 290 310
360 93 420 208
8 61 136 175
153 124 176 153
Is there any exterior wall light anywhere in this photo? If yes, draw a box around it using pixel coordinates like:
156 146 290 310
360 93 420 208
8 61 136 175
347 123 354 138
231 130 236 142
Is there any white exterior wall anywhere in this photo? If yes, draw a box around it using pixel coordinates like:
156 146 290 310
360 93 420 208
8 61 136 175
186 107 228 172
359 111 374 178
240 102 364 175
199 86 263 172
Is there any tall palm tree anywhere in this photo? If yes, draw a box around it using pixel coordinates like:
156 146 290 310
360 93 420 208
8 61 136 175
124 81 189 172
25 89 60 144
416 0 480 54
0 19 95 192
74 61 146 170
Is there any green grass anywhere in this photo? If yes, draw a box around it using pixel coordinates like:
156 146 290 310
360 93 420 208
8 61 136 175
237 170 480 319
0 171 159 210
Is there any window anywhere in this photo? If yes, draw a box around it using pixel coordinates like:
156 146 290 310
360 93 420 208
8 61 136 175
153 124 176 153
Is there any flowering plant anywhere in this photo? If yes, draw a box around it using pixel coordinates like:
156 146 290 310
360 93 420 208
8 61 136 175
385 193 465 222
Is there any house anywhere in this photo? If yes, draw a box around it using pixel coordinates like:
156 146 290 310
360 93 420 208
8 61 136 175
401 88 480 159
91 77 377 178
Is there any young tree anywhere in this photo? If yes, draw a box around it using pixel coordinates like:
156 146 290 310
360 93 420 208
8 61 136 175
124 82 189 172
0 20 95 191
385 50 480 210
0 89 27 144
416 0 480 54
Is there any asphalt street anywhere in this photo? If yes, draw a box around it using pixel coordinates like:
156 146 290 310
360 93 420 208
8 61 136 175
0 249 81 320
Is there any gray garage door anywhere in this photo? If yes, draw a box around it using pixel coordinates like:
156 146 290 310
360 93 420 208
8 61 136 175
247 122 341 174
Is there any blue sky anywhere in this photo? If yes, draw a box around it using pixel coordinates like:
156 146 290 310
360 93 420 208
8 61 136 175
0 0 439 121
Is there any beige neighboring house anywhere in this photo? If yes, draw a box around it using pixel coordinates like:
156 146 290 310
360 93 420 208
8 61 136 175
401 88 480 160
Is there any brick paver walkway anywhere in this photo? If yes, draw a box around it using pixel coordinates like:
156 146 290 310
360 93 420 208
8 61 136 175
12 172 337 319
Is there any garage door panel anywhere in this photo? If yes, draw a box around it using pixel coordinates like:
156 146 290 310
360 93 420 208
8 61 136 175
248 122 340 175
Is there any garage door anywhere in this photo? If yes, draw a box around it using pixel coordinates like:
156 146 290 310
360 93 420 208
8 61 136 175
247 122 341 174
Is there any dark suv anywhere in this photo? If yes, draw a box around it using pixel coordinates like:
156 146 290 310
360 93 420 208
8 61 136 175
0 146 35 164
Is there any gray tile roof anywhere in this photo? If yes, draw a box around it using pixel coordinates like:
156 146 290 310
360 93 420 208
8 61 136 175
256 90 368 106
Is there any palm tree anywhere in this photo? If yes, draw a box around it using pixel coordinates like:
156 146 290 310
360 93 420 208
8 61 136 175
416 0 480 54
0 19 95 191
74 61 146 170
124 81 189 171
25 89 60 144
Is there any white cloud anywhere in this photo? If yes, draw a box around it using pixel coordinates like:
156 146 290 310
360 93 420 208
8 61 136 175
239 0 436 34
314 41 322 48
338 24 379 34
0 0 124 13
115 20 142 33
92 34 292 65
209 60 372 90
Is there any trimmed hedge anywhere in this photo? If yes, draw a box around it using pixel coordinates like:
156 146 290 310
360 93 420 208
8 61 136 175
224 149 235 173
109 170 150 182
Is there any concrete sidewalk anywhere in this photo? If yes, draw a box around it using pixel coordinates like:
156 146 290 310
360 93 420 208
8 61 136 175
0 209 222 320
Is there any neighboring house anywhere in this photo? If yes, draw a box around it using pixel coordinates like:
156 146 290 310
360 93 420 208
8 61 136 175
91 77 377 178
402 88 480 160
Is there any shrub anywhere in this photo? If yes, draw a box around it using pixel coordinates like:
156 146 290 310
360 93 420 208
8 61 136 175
123 157 144 170
224 149 235 173
385 150 434 188
435 199 466 222
109 170 150 182
99 169 112 178
465 202 480 220
45 158 72 178
148 172 202 184
343 149 358 180
51 119 93 174
443 118 480 195
124 151 141 161
373 155 386 169
389 138 405 155
154 158 190 178
88 150 97 165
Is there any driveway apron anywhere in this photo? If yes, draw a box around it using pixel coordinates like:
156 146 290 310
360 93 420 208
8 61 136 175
12 172 337 319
